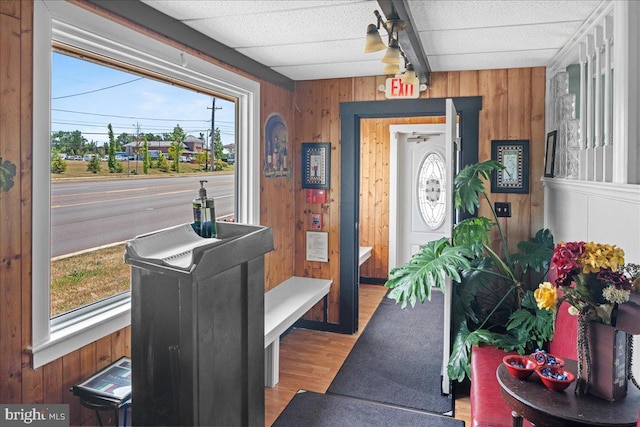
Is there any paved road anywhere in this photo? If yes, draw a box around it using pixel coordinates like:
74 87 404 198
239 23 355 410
51 175 235 258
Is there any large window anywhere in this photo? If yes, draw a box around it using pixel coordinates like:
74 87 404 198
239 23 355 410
32 0 260 368
50 51 236 318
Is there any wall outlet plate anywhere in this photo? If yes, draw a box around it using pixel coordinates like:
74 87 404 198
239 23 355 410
495 202 511 217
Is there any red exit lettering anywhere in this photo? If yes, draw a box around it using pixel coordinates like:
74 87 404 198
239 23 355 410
384 77 419 99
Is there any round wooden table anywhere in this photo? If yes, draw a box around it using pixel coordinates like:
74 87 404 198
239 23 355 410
497 359 640 427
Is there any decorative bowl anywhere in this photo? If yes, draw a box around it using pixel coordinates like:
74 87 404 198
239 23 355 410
529 350 565 367
503 355 537 379
536 365 575 391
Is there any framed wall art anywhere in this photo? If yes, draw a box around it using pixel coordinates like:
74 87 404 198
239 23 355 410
302 143 331 189
544 130 557 178
263 113 290 178
491 140 529 194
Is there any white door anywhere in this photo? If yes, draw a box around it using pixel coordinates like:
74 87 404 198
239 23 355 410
442 99 458 394
389 124 447 268
389 119 456 270
388 99 459 395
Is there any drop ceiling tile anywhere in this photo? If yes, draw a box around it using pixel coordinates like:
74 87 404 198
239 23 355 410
237 38 384 67
141 0 362 20
155 2 375 48
421 22 580 56
428 48 559 72
274 59 385 81
407 0 601 31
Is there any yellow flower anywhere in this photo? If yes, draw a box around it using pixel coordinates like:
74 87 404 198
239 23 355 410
534 282 558 311
580 242 625 273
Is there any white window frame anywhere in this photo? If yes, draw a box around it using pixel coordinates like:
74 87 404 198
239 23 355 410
31 0 260 368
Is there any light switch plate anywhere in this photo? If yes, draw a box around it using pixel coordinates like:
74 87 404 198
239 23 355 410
495 202 511 217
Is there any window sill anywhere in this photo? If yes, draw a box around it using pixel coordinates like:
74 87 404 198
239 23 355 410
30 299 130 369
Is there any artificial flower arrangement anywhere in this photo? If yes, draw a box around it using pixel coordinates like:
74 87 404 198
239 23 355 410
535 241 640 325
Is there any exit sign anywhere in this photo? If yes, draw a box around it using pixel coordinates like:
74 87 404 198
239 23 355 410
379 77 426 99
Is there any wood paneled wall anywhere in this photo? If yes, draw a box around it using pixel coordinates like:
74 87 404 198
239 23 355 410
0 1 295 425
261 82 296 289
294 68 546 323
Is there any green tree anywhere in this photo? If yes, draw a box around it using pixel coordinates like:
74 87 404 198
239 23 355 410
168 124 186 173
157 152 169 172
107 124 123 173
115 133 133 151
50 153 67 174
141 138 150 174
195 151 208 170
51 130 86 155
143 133 162 141
212 127 224 161
86 155 101 173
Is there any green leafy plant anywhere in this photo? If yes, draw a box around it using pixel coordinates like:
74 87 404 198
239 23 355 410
86 155 102 173
50 154 67 174
168 124 186 173
0 155 17 199
385 160 555 382
156 152 170 172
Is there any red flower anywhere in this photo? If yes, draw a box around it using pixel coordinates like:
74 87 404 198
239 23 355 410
597 270 633 290
551 242 585 284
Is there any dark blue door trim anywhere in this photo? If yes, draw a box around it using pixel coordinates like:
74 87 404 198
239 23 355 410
338 97 482 334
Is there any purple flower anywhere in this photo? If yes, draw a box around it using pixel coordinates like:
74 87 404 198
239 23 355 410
597 270 633 290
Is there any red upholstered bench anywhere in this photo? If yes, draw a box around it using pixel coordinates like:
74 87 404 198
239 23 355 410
470 301 577 427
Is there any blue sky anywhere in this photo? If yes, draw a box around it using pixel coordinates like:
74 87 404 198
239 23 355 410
51 52 235 147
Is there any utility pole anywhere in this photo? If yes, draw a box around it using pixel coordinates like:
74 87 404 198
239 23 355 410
133 121 141 173
207 97 222 172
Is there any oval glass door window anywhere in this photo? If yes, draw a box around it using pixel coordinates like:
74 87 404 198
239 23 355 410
417 152 446 229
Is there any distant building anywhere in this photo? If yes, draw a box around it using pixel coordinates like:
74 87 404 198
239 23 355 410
123 135 204 158
183 135 204 152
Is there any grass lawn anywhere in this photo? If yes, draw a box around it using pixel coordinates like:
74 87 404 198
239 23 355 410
52 159 232 180
50 244 129 317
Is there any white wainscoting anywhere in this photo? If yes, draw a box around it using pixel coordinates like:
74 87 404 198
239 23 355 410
543 178 640 263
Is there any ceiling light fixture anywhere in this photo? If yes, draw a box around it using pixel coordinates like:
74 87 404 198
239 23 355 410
364 24 386 53
402 63 418 85
364 10 414 77
382 63 402 76
381 38 401 65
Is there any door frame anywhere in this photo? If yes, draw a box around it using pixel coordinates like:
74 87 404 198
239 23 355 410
338 97 482 334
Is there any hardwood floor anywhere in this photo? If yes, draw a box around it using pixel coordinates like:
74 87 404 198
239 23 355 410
264 284 472 426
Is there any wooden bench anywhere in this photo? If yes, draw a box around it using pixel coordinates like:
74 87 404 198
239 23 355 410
264 276 332 387
359 246 372 266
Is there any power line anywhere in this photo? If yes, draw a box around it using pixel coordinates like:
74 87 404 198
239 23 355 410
51 120 235 133
52 77 144 99
52 108 233 124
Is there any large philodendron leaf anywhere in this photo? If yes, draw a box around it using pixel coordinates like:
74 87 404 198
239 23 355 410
452 257 498 326
506 292 555 351
454 160 503 214
447 320 507 382
453 217 494 257
0 155 17 198
512 228 555 273
386 237 473 308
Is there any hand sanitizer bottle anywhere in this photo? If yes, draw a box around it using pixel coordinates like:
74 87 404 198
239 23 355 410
193 180 217 238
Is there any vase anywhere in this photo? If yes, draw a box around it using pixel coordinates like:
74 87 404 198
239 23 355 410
615 293 640 334
578 321 628 401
